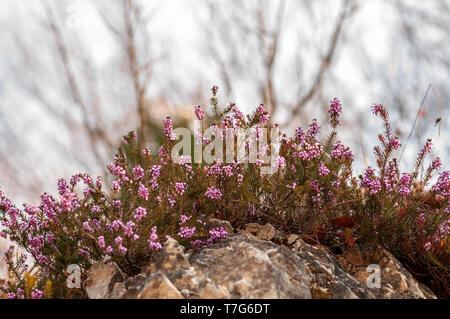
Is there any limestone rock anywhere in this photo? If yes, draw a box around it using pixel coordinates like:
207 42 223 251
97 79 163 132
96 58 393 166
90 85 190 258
245 223 276 241
137 273 184 299
84 225 436 299
83 261 125 299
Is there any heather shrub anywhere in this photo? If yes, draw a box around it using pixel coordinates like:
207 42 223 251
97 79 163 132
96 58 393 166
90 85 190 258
0 87 449 298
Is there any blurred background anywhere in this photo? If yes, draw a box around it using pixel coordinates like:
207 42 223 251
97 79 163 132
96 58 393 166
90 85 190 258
0 0 449 207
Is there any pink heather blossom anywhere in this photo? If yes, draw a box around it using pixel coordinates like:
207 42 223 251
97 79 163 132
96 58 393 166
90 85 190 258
390 137 401 150
112 200 122 209
141 147 151 157
295 127 306 142
191 239 203 247
112 219 124 231
106 246 113 254
256 104 270 123
118 245 127 255
83 221 94 233
96 176 103 189
432 158 442 170
112 180 122 192
6 293 16 299
318 162 330 176
208 227 228 240
362 167 381 195
310 180 323 193
400 173 411 186
134 206 147 222
222 165 233 177
91 205 101 213
37 254 49 265
398 186 410 197
205 187 222 200
398 173 412 196
179 215 191 225
331 142 354 160
133 165 144 180
17 289 24 299
287 183 297 190
163 117 177 141
124 221 135 237
175 182 186 195
98 236 105 249
194 105 205 120
178 226 196 239
307 119 320 137
418 139 433 159
432 171 450 197
372 103 383 116
148 226 162 251
211 85 219 95
115 236 123 246
138 182 149 200
328 98 342 124
276 156 286 169
332 180 341 189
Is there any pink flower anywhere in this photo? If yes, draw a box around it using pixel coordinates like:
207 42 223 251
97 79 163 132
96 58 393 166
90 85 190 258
205 187 222 200
134 206 147 222
194 105 205 120
179 215 191 225
163 117 177 141
115 236 123 246
98 236 105 249
175 182 186 195
138 182 149 200
211 85 219 95
141 147 151 157
372 103 383 116
390 137 401 150
178 226 196 239
432 158 442 170
118 245 127 255
318 162 330 176
133 165 144 180
328 98 342 126
148 226 162 251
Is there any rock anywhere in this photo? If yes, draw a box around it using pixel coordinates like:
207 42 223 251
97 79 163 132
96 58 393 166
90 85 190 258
382 268 408 294
338 244 436 299
110 282 127 299
343 247 366 266
258 224 276 241
189 235 312 298
85 228 436 299
245 223 261 235
197 283 230 299
287 234 300 245
245 223 276 241
84 261 125 299
137 273 184 299
311 284 331 299
331 282 359 299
